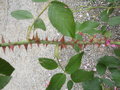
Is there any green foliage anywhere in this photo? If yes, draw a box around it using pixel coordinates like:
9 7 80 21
114 48 120 57
97 56 120 68
34 18 46 31
96 63 107 75
7 0 120 90
108 16 120 26
38 58 58 70
76 21 100 35
11 10 33 20
101 78 115 87
96 55 120 87
100 9 114 22
0 58 14 76
46 73 66 90
109 69 120 87
48 1 75 38
32 0 48 2
82 77 102 90
0 76 12 89
65 52 84 74
71 69 94 83
67 80 74 90
0 58 14 89
100 3 114 22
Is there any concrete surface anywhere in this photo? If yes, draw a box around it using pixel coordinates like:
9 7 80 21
0 0 116 90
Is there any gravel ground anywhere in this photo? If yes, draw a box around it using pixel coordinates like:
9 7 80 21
0 0 119 90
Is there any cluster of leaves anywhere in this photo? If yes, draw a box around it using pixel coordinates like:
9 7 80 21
0 0 120 90
38 49 120 90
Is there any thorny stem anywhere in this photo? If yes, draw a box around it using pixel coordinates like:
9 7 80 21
26 3 50 40
0 39 120 47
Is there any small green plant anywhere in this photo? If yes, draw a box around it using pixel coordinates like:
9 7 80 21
0 0 120 90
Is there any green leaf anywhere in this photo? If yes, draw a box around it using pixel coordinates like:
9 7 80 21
71 69 94 83
101 78 115 87
78 21 99 31
46 73 66 90
98 56 120 68
65 52 84 74
32 0 48 2
75 22 81 32
100 4 114 22
114 48 120 57
34 18 46 31
82 77 102 90
11 10 33 20
48 1 75 38
38 58 58 70
0 75 12 89
109 69 120 86
96 63 106 75
77 21 100 35
100 10 109 22
0 58 14 76
67 80 73 90
108 16 120 26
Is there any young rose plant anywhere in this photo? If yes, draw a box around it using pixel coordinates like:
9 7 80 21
0 0 120 90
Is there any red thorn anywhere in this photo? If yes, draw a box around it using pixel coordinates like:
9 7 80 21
60 36 65 42
2 47 6 54
79 32 83 36
9 45 14 51
59 36 67 49
83 44 87 48
32 36 35 40
60 44 67 49
33 33 40 47
2 36 5 43
24 44 28 51
8 41 14 51
45 44 48 47
35 33 40 43
74 40 79 44
89 38 94 43
46 37 48 41
78 44 83 49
